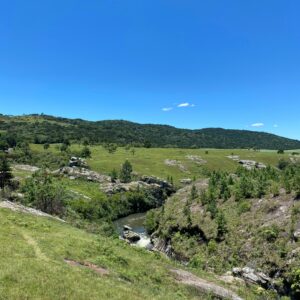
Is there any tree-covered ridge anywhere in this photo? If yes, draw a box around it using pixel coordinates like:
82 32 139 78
1 113 300 149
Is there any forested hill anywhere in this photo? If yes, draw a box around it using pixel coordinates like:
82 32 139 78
0 114 300 150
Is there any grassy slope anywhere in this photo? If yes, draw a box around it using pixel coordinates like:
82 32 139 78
0 208 257 300
31 144 289 183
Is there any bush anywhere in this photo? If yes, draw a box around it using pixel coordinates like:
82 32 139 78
81 146 91 158
237 201 251 215
22 170 68 216
260 225 280 242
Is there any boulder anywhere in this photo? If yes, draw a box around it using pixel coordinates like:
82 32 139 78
180 178 192 185
69 157 88 168
123 230 141 243
232 267 273 289
238 160 266 170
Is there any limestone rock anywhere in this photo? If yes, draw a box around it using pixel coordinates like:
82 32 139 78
232 267 273 289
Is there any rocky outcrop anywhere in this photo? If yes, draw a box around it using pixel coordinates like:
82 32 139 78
238 160 266 170
69 157 88 168
13 164 40 172
171 269 244 300
151 237 173 257
232 267 274 289
186 155 207 165
164 159 188 172
100 176 175 199
180 178 192 185
55 167 111 183
0 200 65 222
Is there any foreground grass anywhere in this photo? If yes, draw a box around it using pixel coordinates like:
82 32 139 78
0 207 259 300
30 144 289 183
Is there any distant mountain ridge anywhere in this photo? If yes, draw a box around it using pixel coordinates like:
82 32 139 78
0 114 299 150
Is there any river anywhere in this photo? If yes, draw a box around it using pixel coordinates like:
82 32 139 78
114 212 152 248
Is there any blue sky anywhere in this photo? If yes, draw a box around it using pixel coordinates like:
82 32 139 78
0 0 299 139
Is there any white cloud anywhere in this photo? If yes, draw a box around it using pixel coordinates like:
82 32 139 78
273 124 278 128
162 107 173 112
177 102 195 108
251 122 264 128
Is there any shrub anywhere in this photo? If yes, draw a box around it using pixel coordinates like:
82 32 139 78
22 170 68 216
238 201 251 215
81 146 91 158
260 225 280 242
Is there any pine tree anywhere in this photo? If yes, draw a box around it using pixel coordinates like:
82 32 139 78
216 211 228 240
120 160 133 183
0 156 13 189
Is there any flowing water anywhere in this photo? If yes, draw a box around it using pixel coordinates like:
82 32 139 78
114 212 151 248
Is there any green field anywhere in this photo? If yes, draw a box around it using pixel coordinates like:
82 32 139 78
31 144 290 183
0 207 258 300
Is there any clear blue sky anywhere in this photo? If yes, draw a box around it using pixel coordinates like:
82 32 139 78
0 0 299 139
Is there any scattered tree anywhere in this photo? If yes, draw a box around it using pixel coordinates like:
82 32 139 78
43 143 50 150
81 146 91 158
119 160 133 183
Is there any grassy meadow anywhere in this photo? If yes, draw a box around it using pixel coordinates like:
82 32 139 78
30 144 290 183
0 207 258 300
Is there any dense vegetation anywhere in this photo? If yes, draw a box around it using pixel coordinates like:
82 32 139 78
1 113 300 149
146 162 300 298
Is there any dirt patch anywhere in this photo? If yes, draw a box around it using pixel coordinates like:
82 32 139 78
65 259 110 276
170 269 243 300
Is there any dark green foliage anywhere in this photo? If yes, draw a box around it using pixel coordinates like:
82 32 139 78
81 146 91 158
110 168 118 182
143 140 152 148
0 155 13 189
103 143 118 154
145 209 161 234
190 185 198 201
278 158 290 170
60 143 69 152
119 160 133 183
216 211 228 240
22 171 67 216
293 175 300 199
260 225 280 242
277 149 285 154
1 114 300 149
290 268 300 297
43 143 50 150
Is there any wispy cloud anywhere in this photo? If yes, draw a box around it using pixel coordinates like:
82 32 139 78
273 124 278 128
162 107 173 112
251 122 264 128
177 102 195 108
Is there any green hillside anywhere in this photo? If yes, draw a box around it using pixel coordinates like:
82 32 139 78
1 114 300 149
0 207 256 300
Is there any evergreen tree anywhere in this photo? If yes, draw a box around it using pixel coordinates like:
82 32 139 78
216 210 228 240
120 160 133 183
0 156 13 189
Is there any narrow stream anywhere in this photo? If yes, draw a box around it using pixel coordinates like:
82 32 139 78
114 212 151 248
